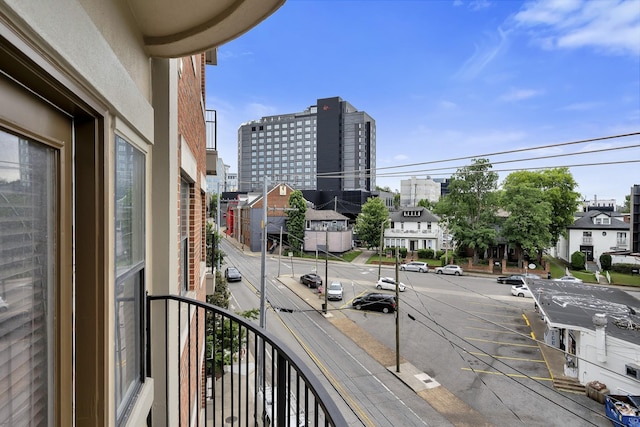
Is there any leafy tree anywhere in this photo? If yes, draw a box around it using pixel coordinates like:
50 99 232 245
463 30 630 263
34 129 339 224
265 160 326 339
622 195 631 213
286 190 307 254
434 158 499 263
376 185 392 192
393 193 401 209
355 197 389 249
206 221 225 268
209 193 219 219
417 199 435 210
501 168 579 245
500 181 552 267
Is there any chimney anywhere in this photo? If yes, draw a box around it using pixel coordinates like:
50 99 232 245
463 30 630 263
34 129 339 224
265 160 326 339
592 313 607 362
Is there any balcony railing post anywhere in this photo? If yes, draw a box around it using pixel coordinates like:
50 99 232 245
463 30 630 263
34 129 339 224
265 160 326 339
277 353 287 426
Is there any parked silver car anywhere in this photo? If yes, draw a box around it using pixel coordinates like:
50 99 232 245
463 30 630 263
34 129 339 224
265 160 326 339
434 264 463 276
327 281 344 300
400 261 429 273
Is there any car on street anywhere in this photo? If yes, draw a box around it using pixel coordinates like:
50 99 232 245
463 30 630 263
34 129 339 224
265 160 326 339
497 273 540 285
511 283 533 298
300 273 322 288
352 293 396 313
554 275 583 283
400 261 429 273
376 277 406 292
434 264 463 276
327 281 344 300
0 296 8 312
224 267 242 282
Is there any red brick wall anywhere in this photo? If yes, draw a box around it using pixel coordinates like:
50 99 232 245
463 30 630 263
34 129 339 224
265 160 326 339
176 54 208 421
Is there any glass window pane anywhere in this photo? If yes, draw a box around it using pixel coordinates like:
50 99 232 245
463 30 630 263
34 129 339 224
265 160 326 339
0 130 56 426
114 135 145 420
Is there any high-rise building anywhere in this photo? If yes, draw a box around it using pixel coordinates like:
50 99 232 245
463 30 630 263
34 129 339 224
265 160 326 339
238 96 375 192
631 184 640 253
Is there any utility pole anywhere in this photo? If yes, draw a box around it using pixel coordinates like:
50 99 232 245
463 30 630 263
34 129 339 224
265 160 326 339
395 248 400 373
378 219 388 280
278 226 282 277
259 178 268 329
324 226 329 314
216 182 221 271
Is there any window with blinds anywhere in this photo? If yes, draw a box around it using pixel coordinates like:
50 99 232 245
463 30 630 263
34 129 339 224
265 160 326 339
0 131 55 426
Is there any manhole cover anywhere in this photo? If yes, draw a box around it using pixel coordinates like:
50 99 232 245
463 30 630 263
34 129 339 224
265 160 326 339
225 415 238 423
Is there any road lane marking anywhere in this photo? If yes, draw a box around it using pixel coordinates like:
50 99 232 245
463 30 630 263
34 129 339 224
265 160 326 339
463 337 538 348
460 368 552 381
467 351 545 363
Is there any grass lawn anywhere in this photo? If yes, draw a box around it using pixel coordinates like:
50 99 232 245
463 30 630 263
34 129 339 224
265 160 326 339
547 257 640 287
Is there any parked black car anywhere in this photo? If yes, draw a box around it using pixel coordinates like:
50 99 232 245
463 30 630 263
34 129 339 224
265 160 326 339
497 273 540 285
300 273 322 288
225 267 242 282
352 293 396 313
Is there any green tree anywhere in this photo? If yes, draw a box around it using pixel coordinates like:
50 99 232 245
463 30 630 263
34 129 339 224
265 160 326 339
501 168 579 245
393 193 401 209
622 195 631 213
209 193 219 219
417 199 435 210
286 190 307 254
500 182 552 267
206 221 225 268
355 196 389 249
434 158 499 263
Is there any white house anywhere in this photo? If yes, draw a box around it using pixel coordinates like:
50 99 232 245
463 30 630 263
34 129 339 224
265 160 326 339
529 280 640 395
384 207 441 253
555 210 630 264
304 209 353 253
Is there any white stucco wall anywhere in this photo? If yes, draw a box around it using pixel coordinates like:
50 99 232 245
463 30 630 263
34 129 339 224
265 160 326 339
578 330 640 395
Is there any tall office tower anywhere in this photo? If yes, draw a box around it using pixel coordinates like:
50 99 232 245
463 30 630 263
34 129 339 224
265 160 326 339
632 184 640 253
237 97 375 192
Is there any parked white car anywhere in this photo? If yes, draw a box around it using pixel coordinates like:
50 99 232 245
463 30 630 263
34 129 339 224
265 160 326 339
434 264 463 276
376 277 406 292
511 284 533 298
554 275 583 283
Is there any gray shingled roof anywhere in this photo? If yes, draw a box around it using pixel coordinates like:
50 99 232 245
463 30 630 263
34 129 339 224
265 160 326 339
568 210 629 230
389 207 440 223
305 209 349 221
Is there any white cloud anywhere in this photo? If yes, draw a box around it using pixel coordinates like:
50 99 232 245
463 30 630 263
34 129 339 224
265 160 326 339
394 154 410 161
561 102 600 111
513 0 640 56
244 102 279 118
499 88 543 102
455 27 509 80
438 100 458 110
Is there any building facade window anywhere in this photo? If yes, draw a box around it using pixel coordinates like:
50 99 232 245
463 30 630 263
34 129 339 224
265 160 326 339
114 135 145 421
180 178 190 293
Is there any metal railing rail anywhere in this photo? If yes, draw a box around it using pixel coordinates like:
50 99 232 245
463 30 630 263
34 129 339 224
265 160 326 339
146 293 346 426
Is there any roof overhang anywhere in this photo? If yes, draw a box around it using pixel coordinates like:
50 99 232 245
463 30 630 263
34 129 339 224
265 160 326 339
127 0 286 57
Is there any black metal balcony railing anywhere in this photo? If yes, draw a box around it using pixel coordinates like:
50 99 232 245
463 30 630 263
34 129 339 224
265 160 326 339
146 294 346 426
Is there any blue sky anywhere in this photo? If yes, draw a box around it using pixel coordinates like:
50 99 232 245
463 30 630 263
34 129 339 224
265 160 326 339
205 0 640 205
